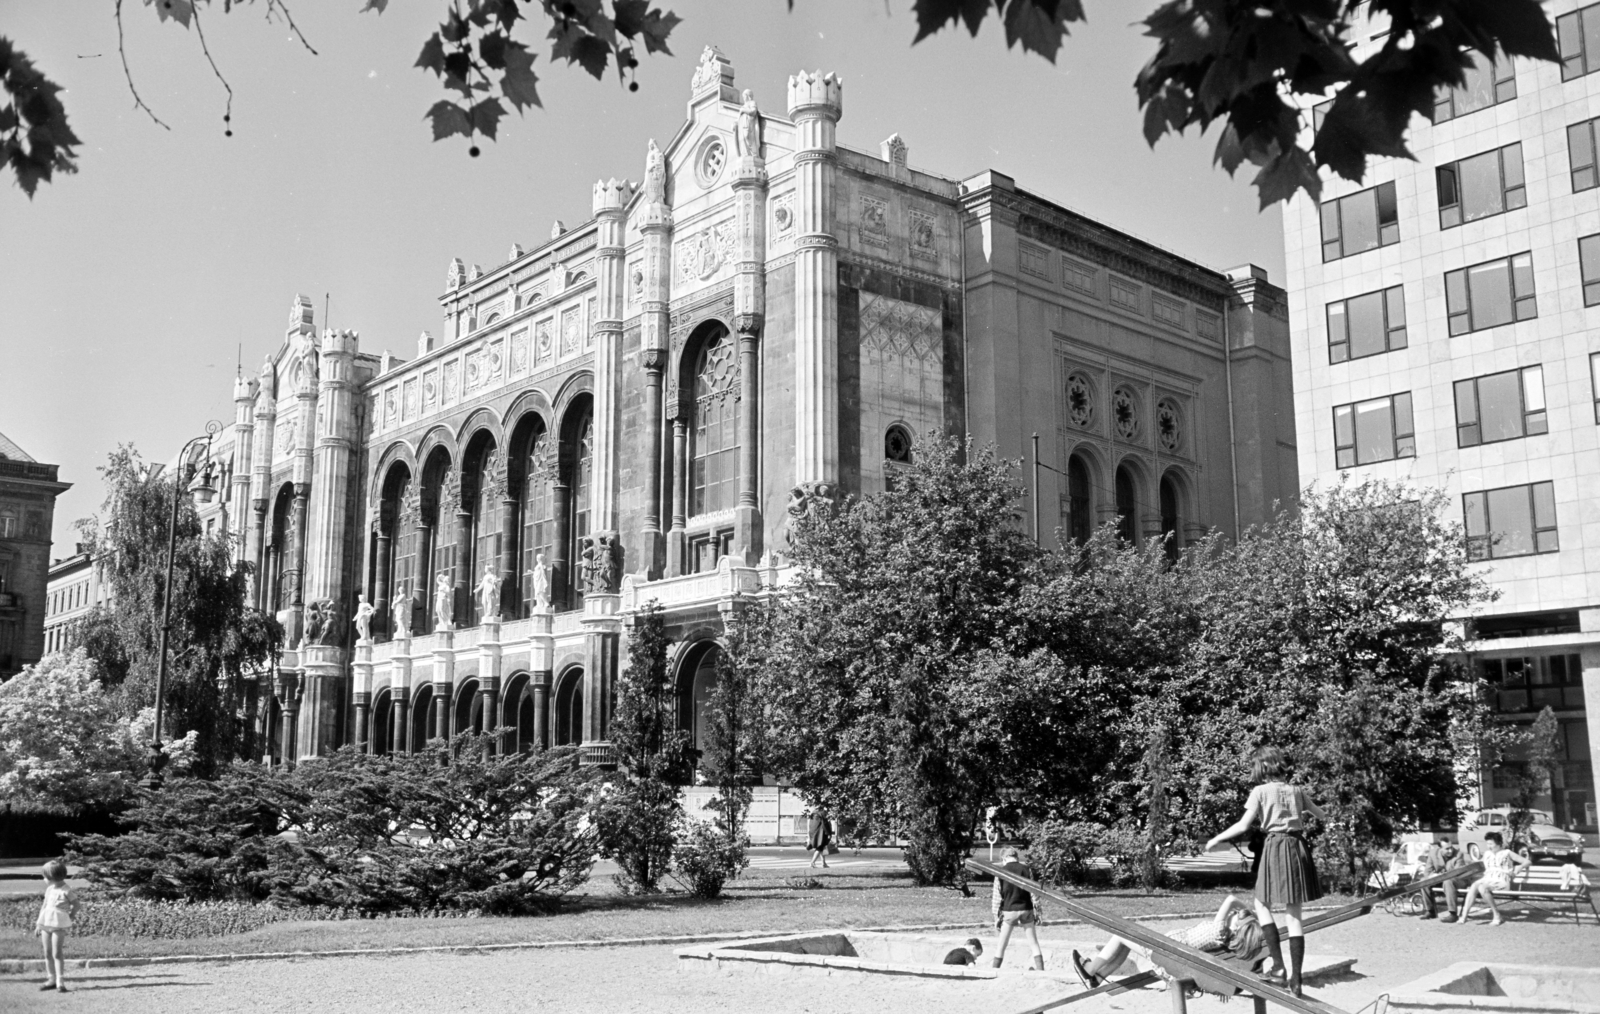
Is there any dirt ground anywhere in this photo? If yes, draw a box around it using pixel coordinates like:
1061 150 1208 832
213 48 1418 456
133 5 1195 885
1 906 1595 1014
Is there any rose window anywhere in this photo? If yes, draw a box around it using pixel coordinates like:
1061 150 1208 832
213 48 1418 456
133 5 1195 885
1113 387 1140 441
697 137 727 187
1157 399 1181 453
1066 373 1094 429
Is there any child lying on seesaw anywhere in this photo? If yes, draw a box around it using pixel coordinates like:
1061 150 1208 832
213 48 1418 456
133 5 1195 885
1070 893 1278 990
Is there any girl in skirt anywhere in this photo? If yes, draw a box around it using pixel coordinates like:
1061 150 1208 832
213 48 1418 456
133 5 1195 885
1205 746 1326 996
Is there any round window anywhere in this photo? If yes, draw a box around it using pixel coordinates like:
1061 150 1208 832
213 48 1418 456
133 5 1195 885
885 426 913 463
696 136 727 188
1066 373 1094 429
1113 387 1140 441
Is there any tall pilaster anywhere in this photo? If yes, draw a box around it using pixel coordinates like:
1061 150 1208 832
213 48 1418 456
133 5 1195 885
639 142 674 578
731 111 768 563
787 71 843 487
299 328 360 759
231 373 258 566
478 617 503 757
248 355 278 608
580 594 621 766
592 179 630 558
287 335 318 641
530 611 553 749
389 636 412 754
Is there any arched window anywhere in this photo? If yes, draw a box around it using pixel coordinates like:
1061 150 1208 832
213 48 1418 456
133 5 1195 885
554 669 584 746
691 330 740 516
569 417 593 607
1115 464 1138 544
885 425 913 464
520 425 554 613
1160 473 1181 562
685 645 720 752
1066 454 1092 545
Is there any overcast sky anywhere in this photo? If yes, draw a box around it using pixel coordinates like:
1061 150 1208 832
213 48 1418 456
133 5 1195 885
1 1 1284 548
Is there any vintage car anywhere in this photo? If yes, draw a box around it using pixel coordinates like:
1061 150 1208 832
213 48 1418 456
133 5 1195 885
1457 806 1585 864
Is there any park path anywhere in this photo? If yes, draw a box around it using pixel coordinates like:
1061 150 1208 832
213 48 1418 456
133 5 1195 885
1 904 1595 1014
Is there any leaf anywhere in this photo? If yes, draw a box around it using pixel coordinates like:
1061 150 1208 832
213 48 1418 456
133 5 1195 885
148 0 195 28
414 33 447 75
470 96 506 140
1251 147 1321 209
425 100 473 141
635 7 680 55
1001 0 1083 62
548 22 611 79
359 0 389 12
912 0 991 43
500 43 541 111
1451 0 1560 62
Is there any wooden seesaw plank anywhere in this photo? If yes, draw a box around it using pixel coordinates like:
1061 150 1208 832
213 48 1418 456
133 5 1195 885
968 857 1350 1014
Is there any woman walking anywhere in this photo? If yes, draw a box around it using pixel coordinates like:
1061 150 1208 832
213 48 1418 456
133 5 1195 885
807 809 833 869
1205 747 1326 996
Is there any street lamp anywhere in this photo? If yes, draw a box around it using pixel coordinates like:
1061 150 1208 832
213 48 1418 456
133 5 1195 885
144 420 223 789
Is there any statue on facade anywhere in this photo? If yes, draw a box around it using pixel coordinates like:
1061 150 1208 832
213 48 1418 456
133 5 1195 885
353 593 375 643
581 533 622 594
643 140 666 205
784 481 838 549
529 551 553 612
736 89 762 159
475 564 503 622
303 599 340 647
391 581 411 639
434 571 455 630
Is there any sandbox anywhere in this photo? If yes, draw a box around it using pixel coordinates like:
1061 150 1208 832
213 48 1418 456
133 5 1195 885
1389 962 1600 1014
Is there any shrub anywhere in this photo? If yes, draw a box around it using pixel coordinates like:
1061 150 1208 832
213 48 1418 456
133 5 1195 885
1026 820 1157 888
591 780 680 895
673 819 750 898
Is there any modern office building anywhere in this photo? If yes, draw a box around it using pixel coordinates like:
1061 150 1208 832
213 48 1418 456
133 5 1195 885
1283 3 1600 832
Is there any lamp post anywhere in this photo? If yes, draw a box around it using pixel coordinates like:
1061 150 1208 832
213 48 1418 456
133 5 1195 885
144 421 223 789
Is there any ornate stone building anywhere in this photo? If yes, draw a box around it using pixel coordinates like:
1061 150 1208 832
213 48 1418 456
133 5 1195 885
0 432 70 679
195 50 1296 767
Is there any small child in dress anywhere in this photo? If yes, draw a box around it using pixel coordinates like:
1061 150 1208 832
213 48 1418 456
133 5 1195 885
942 937 985 965
35 859 76 992
1559 863 1591 892
1457 832 1530 926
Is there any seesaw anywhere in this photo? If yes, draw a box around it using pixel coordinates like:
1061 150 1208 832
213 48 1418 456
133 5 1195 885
969 857 1478 1014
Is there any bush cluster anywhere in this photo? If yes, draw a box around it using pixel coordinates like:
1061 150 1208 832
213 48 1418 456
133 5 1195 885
66 740 598 915
1026 820 1156 888
672 820 750 898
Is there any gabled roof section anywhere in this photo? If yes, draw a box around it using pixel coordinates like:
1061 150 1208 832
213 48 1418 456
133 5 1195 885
0 431 36 462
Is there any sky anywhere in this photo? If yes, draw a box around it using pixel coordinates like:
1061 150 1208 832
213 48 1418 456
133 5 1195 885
0 0 1285 549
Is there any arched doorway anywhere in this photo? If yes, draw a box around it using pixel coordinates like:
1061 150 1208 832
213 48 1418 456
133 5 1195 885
553 667 584 746
461 431 501 627
1066 453 1092 545
374 463 413 641
676 642 721 754
1159 471 1183 561
501 671 537 752
412 684 436 748
417 447 453 631
455 677 483 738
371 688 394 755
1115 464 1138 545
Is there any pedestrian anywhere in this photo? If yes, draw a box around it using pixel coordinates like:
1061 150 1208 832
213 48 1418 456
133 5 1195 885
1457 832 1529 926
1419 840 1470 922
35 859 76 992
989 845 1045 970
1071 894 1274 989
807 809 832 869
1204 746 1326 996
942 937 984 965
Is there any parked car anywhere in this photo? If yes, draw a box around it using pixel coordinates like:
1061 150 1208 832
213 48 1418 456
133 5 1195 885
1456 806 1584 864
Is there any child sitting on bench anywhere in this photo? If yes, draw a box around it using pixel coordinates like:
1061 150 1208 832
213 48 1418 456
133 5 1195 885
1070 893 1276 990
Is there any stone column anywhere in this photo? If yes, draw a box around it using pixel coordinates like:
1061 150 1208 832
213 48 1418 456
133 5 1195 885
638 155 673 580
530 610 554 749
373 526 392 639
432 629 455 744
278 671 300 770
731 126 768 563
550 481 571 609
787 70 843 488
580 593 621 766
390 635 412 754
248 354 277 608
454 489 473 627
667 417 688 577
231 373 258 566
351 639 374 753
299 328 359 760
592 178 628 579
478 617 503 757
498 491 518 617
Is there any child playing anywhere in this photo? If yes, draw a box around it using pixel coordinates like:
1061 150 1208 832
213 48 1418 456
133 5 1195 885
1457 833 1529 926
942 937 985 965
35 859 75 992
989 846 1046 970
1070 894 1274 990
1559 863 1591 892
1203 746 1327 996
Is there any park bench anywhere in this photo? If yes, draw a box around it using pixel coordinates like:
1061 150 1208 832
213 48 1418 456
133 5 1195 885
1427 869 1599 926
971 858 1484 1014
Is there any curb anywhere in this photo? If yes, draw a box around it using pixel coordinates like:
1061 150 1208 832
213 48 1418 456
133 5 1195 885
0 904 1344 975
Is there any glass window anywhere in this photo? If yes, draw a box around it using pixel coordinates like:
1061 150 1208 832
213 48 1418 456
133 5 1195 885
1463 481 1559 561
1569 118 1599 192
1559 4 1600 80
1109 276 1141 312
1312 98 1333 134
1434 50 1517 121
1327 285 1406 363
1592 352 1600 424
1454 366 1546 447
1581 234 1600 306
1320 182 1399 262
1062 257 1096 294
1437 143 1525 228
1445 253 1537 335
691 330 740 516
1333 392 1414 468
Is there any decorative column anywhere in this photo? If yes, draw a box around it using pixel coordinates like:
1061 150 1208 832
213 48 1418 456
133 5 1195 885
351 638 374 753
496 467 518 618
231 372 258 566
452 473 472 627
299 328 360 760
787 70 843 488
373 522 392 640
286 335 319 645
414 486 435 634
530 609 554 749
390 637 412 754
667 418 688 577
639 142 673 579
278 671 300 770
550 480 571 609
432 630 455 744
478 617 502 757
592 177 629 584
580 588 621 767
249 355 278 609
731 96 768 563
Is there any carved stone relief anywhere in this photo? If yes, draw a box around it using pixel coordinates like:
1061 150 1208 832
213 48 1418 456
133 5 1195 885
860 195 889 247
675 220 736 284
858 292 941 362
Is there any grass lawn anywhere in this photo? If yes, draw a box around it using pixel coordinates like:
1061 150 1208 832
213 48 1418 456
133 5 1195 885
0 866 1358 962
